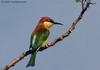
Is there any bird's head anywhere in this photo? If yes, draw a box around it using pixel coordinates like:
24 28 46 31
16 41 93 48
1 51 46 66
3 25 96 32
38 16 63 29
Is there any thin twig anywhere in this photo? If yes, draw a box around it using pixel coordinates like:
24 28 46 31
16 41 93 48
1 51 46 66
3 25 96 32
2 1 92 70
81 0 84 10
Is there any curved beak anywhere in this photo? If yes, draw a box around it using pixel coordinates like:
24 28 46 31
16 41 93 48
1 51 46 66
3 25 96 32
53 22 63 25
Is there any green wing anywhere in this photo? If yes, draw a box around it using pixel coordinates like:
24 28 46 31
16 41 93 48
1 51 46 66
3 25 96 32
30 29 49 50
27 29 49 67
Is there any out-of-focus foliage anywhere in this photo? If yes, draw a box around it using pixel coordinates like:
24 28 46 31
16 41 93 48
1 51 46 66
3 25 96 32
0 68 2 70
75 0 81 2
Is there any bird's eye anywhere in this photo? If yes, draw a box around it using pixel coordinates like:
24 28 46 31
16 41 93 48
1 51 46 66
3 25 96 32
47 19 50 22
50 20 54 23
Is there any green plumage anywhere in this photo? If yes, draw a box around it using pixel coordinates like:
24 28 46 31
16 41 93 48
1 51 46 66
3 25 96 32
26 29 49 67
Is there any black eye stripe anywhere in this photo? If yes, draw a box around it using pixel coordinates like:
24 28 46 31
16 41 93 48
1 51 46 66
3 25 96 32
42 18 54 23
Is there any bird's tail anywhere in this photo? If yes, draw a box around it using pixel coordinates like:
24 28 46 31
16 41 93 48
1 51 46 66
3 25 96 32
26 51 36 67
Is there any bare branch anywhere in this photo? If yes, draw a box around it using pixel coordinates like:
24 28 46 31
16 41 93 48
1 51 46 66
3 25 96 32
2 50 32 70
2 1 93 70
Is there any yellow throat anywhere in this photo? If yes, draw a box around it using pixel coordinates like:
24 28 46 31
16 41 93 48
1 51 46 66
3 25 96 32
43 21 53 29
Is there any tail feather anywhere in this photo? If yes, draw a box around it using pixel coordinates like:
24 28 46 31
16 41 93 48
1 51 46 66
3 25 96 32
26 52 36 67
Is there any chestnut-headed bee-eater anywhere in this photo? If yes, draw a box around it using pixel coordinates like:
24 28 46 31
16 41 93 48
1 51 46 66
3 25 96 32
26 16 63 67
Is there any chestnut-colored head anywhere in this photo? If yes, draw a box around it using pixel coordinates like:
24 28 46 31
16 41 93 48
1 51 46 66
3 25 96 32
39 16 54 29
39 16 63 29
34 16 63 32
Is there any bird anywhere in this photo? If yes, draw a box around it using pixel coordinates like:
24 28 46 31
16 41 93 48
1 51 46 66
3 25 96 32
26 16 63 67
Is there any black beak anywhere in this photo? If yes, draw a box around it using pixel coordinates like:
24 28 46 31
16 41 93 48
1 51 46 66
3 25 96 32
53 22 63 25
